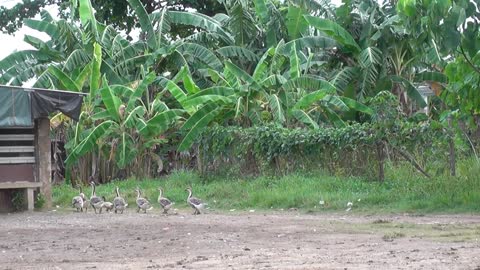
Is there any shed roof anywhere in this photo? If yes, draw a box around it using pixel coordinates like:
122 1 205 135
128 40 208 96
0 86 86 128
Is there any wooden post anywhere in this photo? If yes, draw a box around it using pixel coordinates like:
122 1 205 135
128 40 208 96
36 118 52 208
26 188 34 211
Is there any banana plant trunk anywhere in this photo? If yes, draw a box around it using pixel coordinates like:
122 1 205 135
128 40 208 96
376 141 385 182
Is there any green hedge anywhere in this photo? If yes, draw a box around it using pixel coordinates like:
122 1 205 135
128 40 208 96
198 120 448 178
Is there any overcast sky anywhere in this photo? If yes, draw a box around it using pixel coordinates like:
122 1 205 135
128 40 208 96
0 0 56 60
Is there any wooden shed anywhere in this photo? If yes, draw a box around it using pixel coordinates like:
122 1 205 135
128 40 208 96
0 86 84 212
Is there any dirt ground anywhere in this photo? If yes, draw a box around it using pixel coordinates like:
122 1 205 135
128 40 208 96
0 209 479 270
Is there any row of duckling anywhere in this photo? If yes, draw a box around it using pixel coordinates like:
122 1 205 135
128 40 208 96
72 182 206 215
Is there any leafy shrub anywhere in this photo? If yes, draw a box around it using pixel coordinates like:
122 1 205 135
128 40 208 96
198 119 448 177
35 193 46 209
11 190 25 211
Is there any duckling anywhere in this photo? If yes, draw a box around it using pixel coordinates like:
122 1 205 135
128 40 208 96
89 181 104 214
113 186 128 214
186 187 207 215
80 186 89 212
102 196 114 212
157 187 174 214
78 185 90 212
72 185 85 212
83 197 89 212
135 187 152 213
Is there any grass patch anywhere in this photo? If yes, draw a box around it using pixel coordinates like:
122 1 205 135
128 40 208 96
53 159 480 214
382 231 405 241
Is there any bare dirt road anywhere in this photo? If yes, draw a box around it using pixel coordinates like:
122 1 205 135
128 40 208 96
0 209 479 269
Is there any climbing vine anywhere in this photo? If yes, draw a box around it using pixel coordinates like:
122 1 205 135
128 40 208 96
199 94 449 178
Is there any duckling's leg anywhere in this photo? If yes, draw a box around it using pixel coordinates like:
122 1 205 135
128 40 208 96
93 206 97 214
99 207 103 214
137 207 140 213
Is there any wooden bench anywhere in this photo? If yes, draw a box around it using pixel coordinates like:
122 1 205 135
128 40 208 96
0 182 42 211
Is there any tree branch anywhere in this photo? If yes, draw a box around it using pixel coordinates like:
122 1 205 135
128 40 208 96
391 145 431 178
460 46 480 76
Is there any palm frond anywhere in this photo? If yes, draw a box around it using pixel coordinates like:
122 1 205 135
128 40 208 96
268 94 285 124
217 46 260 62
278 36 337 55
226 3 259 46
304 15 361 53
286 5 308 40
359 47 382 95
177 43 223 71
169 11 234 44
127 0 156 48
330 67 359 92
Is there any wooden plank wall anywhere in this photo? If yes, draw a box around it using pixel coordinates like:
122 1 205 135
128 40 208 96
0 128 36 212
0 128 35 182
0 189 24 213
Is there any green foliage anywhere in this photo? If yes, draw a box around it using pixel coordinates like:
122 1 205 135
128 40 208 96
389 76 427 108
53 162 480 213
397 0 417 17
304 15 360 53
443 57 480 128
198 115 446 177
1 0 473 185
286 5 308 40
11 190 26 211
79 0 97 36
66 72 182 177
0 0 225 35
126 0 156 49
35 193 46 209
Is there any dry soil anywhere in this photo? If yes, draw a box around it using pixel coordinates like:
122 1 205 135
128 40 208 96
0 209 479 269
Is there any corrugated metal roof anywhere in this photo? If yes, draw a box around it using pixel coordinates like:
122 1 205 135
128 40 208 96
416 84 435 97
0 85 88 96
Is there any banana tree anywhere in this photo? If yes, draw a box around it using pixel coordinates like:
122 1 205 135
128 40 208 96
303 1 446 115
221 42 373 129
161 41 373 151
65 71 182 180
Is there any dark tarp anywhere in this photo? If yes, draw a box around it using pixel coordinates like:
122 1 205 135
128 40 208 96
31 90 83 121
0 88 32 127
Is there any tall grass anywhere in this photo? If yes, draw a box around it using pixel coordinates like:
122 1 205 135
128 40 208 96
53 159 480 213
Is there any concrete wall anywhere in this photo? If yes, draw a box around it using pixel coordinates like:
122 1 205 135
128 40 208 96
35 118 52 208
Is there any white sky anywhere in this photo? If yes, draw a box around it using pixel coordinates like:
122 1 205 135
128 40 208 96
0 0 57 60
